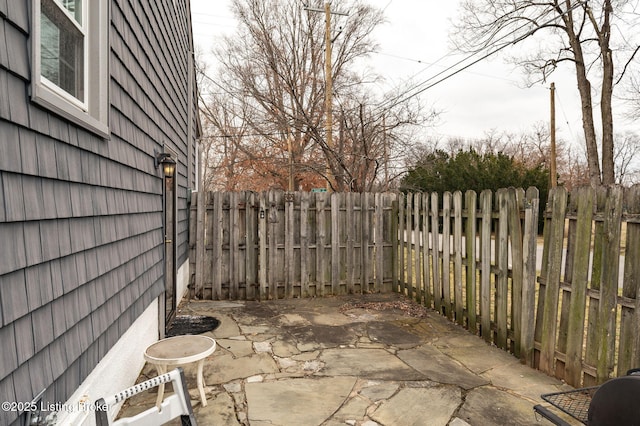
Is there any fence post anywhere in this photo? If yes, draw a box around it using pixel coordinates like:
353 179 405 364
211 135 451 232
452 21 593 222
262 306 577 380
539 186 568 375
521 187 539 367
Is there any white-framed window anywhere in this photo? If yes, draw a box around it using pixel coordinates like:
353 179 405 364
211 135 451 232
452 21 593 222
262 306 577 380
31 0 109 138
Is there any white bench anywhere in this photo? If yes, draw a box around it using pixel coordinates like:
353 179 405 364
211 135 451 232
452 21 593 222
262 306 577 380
94 367 197 426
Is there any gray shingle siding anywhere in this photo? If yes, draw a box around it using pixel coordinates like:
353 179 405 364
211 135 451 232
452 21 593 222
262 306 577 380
0 173 5 222
3 173 26 221
0 70 9 119
0 375 16 426
4 18 28 79
0 124 20 173
0 0 198 423
0 223 26 276
0 322 17 378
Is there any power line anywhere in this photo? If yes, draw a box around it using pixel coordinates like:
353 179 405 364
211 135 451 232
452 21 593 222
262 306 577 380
369 1 585 118
371 50 522 84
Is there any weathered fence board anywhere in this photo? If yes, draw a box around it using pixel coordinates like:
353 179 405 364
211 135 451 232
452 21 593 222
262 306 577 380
431 192 442 314
496 189 509 350
583 189 607 385
480 190 492 344
564 186 594 386
539 187 568 374
465 190 477 333
453 191 463 326
422 193 431 307
508 188 524 358
597 186 623 381
442 192 452 319
520 186 539 367
618 186 640 376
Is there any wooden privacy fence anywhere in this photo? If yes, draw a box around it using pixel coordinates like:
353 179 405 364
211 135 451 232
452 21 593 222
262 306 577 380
188 186 640 387
398 188 540 364
533 185 640 387
398 185 640 387
189 191 398 300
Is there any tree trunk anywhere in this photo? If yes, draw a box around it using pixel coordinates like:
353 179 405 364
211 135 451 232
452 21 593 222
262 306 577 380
564 3 602 186
599 0 615 185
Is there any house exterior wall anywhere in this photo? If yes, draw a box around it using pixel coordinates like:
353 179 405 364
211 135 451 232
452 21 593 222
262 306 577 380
0 0 198 424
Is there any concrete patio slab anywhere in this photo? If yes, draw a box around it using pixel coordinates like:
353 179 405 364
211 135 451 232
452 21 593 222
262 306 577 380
370 385 461 426
397 345 490 390
458 386 543 425
318 348 425 380
117 293 575 426
204 352 279 384
246 377 356 425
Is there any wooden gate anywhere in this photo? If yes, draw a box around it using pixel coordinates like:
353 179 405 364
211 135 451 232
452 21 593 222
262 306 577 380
189 191 398 300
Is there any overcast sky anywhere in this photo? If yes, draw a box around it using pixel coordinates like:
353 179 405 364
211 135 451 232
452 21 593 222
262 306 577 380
190 0 593 145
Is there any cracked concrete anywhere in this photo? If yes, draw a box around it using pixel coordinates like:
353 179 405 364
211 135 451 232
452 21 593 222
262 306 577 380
118 293 578 425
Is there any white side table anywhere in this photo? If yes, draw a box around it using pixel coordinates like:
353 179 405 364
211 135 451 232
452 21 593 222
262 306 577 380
143 335 217 407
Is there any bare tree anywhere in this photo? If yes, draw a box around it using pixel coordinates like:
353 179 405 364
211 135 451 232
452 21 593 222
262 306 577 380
198 0 434 192
614 131 640 185
452 0 640 186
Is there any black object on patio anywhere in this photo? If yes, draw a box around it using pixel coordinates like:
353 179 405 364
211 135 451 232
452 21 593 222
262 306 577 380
166 315 220 337
534 369 640 426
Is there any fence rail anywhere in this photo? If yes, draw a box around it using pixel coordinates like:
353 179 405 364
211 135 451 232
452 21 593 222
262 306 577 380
188 186 640 387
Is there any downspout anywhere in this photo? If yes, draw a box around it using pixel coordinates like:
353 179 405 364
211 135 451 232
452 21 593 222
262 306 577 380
187 49 196 300
187 2 194 196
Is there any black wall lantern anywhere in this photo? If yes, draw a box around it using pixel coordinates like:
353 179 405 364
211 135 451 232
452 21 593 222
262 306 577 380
155 151 176 178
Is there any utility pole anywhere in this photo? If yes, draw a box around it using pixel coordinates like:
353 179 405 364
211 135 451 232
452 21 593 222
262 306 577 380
550 82 557 188
324 2 334 191
383 113 388 191
288 134 294 191
304 3 348 191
